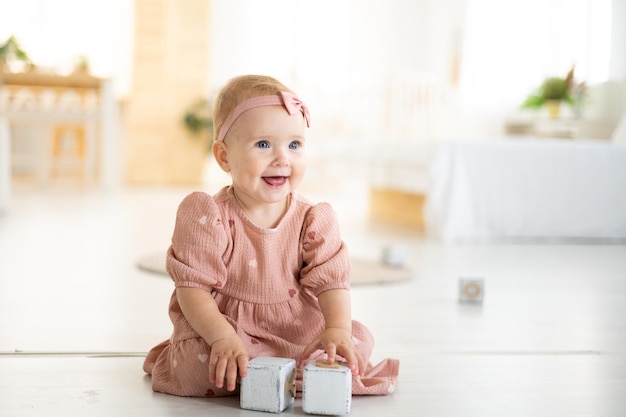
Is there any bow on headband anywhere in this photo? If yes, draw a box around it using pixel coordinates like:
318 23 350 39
216 91 311 142
280 91 311 126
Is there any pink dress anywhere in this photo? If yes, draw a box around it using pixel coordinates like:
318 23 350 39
143 186 399 397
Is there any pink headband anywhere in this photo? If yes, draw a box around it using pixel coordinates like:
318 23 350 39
216 91 311 142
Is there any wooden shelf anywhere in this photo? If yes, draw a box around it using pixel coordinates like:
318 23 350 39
1 71 101 89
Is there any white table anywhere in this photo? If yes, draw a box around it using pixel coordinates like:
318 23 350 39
0 73 117 189
426 139 626 241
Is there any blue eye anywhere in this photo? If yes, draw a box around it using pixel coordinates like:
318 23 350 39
256 140 270 149
289 141 300 150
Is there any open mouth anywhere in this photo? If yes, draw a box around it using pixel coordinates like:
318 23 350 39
262 176 288 187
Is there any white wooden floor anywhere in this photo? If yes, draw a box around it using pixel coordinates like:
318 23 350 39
1 181 625 416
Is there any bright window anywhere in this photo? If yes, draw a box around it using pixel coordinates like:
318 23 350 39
458 0 613 114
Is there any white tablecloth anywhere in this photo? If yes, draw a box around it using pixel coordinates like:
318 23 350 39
426 139 626 241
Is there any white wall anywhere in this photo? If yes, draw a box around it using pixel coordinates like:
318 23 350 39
610 0 626 119
210 0 464 91
611 0 626 81
210 0 623 141
5 0 621 145
209 0 466 142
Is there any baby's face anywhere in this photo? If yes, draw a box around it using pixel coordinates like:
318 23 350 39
220 105 307 208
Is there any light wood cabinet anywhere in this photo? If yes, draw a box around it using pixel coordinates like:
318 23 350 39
124 0 211 185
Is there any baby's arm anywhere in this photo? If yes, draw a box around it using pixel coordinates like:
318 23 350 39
302 288 366 376
176 287 248 391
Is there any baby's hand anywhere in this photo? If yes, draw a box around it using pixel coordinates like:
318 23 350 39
302 327 366 376
209 335 248 391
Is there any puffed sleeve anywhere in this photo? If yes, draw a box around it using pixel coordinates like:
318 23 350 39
165 192 228 292
300 202 351 296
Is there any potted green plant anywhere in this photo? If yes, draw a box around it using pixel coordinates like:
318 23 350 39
0 35 33 73
73 54 90 74
521 67 584 118
183 98 213 152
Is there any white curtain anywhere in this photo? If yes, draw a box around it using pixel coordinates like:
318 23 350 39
458 0 613 119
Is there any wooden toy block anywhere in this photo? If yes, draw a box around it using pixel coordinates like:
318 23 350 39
382 244 408 268
240 356 296 413
302 359 352 415
459 277 484 303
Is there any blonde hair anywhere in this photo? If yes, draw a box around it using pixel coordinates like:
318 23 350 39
212 75 295 142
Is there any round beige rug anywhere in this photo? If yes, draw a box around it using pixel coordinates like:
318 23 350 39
137 253 412 286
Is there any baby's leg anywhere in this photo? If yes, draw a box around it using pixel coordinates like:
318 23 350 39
351 320 375 361
143 339 168 375
350 320 400 395
293 321 377 395
149 337 237 397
